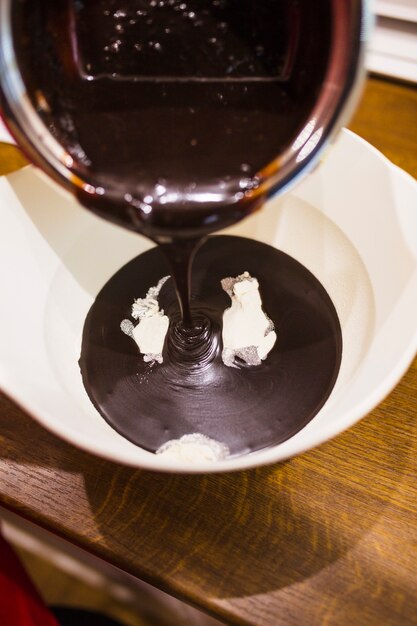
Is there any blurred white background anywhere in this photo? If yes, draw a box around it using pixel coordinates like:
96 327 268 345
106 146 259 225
370 0 417 82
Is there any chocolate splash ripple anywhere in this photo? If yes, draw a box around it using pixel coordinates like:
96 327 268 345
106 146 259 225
166 313 219 373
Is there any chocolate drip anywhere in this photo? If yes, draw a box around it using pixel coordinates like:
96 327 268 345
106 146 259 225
158 238 203 326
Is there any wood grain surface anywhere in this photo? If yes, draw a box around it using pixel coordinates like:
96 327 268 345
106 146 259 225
1 77 417 626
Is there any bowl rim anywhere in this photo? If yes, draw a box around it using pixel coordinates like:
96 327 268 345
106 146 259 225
1 128 417 473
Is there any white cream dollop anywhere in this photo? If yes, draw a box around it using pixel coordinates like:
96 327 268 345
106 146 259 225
121 275 170 364
156 434 230 463
132 314 169 363
221 271 277 367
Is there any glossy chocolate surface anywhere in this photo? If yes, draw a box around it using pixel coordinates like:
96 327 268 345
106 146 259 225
80 236 342 455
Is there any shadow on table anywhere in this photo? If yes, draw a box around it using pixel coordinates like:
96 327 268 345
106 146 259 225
0 383 415 607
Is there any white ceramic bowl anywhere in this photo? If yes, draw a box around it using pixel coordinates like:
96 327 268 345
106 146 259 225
1 129 417 473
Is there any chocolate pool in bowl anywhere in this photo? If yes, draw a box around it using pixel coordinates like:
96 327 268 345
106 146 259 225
79 236 342 457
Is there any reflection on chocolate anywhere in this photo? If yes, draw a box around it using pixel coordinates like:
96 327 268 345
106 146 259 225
79 236 342 456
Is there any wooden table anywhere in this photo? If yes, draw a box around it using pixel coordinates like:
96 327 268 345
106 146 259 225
1 77 417 626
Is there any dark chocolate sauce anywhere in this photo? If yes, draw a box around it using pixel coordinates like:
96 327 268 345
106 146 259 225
12 1 343 455
12 0 332 238
79 236 342 456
